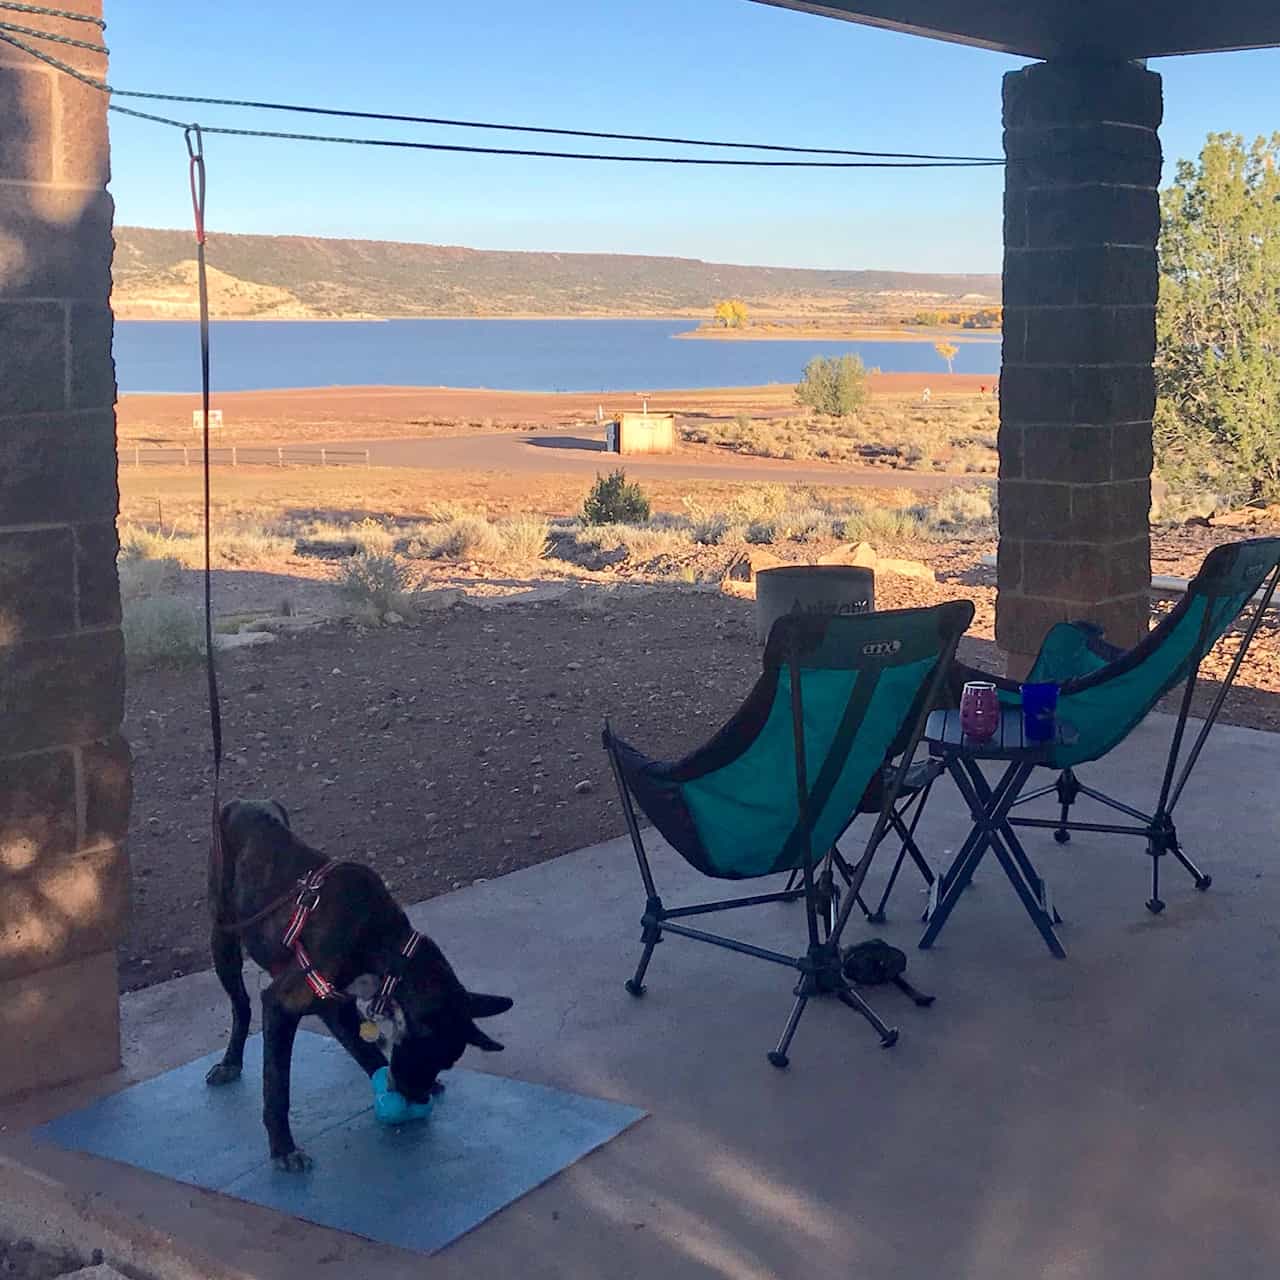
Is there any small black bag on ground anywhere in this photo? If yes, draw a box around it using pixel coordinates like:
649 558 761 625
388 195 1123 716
841 939 934 1007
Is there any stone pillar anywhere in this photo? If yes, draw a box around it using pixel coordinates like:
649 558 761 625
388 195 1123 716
998 59 1160 671
0 1 130 1097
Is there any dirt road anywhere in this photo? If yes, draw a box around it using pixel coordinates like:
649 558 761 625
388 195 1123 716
324 426 961 490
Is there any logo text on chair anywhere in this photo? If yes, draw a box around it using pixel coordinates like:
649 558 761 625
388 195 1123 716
862 639 902 657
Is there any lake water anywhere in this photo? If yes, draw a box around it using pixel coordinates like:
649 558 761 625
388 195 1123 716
113 317 1001 395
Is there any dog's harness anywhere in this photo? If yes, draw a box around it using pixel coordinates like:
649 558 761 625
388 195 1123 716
366 930 423 1019
276 862 423 1021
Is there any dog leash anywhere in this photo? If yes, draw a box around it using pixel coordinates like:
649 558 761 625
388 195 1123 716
184 125 231 925
216 857 359 934
180 139 422 1021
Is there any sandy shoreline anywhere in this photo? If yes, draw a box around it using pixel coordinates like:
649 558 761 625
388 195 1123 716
676 326 1001 343
116 375 996 442
112 311 707 324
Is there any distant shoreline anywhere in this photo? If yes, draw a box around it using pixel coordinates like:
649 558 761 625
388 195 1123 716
677 325 1001 344
110 312 1001 339
111 311 707 325
117 374 994 415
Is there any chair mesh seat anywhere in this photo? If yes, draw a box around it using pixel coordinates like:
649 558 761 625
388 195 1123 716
607 604 969 880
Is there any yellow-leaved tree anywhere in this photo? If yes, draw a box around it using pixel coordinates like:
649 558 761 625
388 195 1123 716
934 341 959 374
713 299 748 329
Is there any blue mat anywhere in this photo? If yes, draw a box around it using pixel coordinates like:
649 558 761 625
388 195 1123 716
37 1032 645 1255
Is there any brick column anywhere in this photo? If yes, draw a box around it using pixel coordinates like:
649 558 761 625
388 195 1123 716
0 1 131 1097
998 59 1160 671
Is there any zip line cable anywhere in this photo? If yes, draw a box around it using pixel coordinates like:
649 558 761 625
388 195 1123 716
0 21 1004 169
0 17 104 50
0 1 102 25
110 89 1005 164
156 123 1001 167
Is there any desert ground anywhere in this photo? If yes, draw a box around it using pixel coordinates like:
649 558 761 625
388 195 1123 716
114 379 1280 993
116 374 995 443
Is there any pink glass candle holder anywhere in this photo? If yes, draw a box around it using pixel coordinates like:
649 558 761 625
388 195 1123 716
959 680 999 742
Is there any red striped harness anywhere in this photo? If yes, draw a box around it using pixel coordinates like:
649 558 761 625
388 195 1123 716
277 861 422 1005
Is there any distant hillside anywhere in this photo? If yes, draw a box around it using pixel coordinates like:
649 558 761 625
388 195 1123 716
111 226 1000 321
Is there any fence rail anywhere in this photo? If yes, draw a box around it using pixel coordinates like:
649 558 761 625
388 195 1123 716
124 446 371 469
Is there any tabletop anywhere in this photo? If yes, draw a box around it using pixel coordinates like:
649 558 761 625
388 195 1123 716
925 708 1077 762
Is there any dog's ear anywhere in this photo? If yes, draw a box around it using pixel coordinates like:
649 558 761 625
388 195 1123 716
268 799 291 829
466 993 513 1019
466 1023 505 1052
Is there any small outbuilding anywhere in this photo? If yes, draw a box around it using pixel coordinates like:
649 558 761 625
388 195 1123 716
607 412 677 455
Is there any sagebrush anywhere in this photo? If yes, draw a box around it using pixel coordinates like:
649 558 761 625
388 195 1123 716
123 597 205 669
336 553 414 614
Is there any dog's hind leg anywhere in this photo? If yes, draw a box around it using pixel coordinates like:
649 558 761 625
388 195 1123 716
315 1000 386 1078
205 927 253 1086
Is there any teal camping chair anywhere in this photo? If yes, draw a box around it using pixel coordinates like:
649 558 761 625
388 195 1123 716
933 537 1280 924
603 600 973 1068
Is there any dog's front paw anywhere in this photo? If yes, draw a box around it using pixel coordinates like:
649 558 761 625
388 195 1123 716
205 1060 242 1087
272 1148 313 1173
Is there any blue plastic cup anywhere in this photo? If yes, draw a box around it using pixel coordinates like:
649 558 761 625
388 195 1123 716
1021 682 1059 743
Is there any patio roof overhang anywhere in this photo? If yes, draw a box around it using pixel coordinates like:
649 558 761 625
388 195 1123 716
752 1 1280 60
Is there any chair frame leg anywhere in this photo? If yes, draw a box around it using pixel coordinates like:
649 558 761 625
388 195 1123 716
606 733 666 996
1053 768 1080 844
1008 561 1280 912
768 940 900 1069
602 601 967 1070
604 740 905 1068
867 784 936 924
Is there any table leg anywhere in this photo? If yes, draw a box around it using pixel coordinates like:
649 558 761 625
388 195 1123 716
929 758 1028 903
962 758 1063 928
919 759 1065 957
917 759 1013 948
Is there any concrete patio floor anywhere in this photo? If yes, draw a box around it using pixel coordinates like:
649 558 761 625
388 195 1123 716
4 711 1280 1279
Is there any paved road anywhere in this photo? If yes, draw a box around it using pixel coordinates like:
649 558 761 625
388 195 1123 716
327 425 960 491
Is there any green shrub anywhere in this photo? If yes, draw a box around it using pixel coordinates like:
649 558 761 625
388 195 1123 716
690 513 730 545
215 528 294 566
123 597 205 669
842 505 927 541
118 555 183 602
573 522 689 560
498 514 551 561
582 470 651 525
745 519 778 545
350 518 396 556
336 553 414 614
1156 133 1280 502
796 354 868 418
119 524 198 565
930 487 995 534
786 508 836 542
426 516 505 561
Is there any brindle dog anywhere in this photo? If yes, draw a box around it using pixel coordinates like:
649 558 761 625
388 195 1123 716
207 799 513 1170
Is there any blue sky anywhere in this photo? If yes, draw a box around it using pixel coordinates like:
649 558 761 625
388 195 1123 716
104 0 1279 272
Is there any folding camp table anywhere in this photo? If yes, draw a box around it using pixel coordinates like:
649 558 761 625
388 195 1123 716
917 708 1078 958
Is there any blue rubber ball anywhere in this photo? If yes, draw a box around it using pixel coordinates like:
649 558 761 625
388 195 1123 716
372 1066 433 1125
